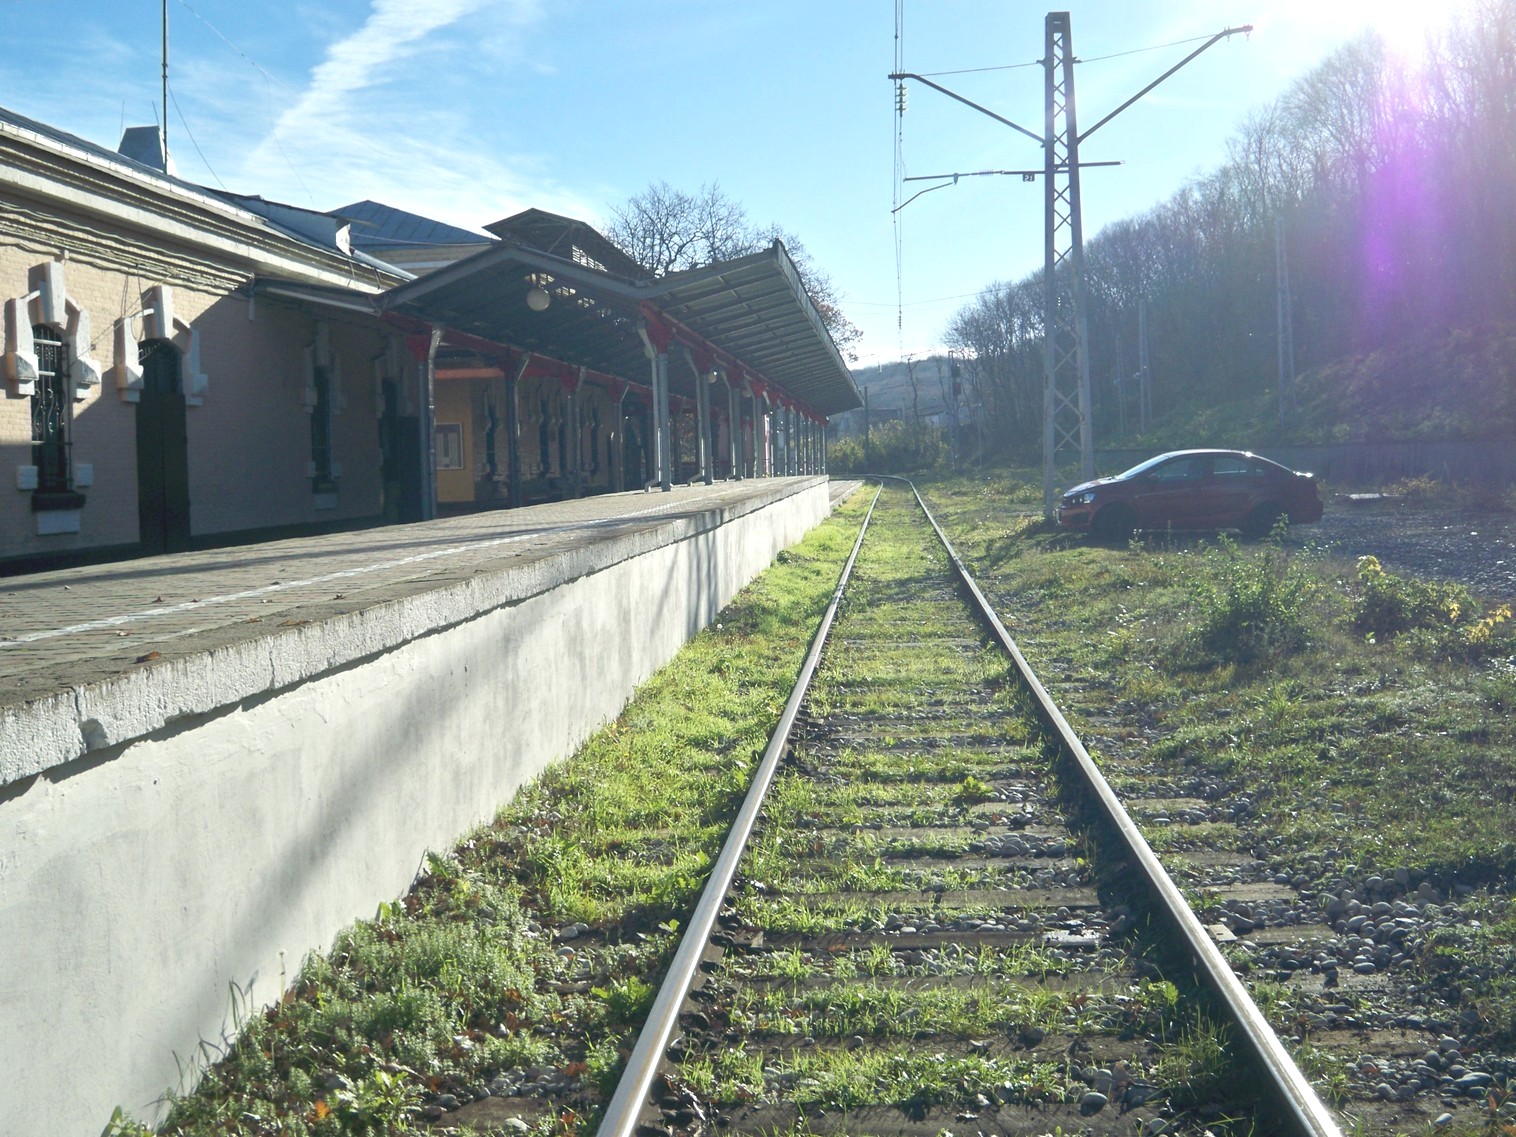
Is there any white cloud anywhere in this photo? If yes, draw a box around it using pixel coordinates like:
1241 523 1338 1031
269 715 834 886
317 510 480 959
217 0 574 228
281 0 482 125
248 0 540 169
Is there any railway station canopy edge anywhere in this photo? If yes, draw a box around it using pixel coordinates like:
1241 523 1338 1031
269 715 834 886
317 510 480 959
377 226 861 419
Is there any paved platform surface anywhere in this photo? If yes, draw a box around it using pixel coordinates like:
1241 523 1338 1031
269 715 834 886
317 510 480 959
2 478 852 725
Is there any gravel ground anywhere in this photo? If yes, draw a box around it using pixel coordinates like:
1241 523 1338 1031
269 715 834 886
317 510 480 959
1303 495 1516 602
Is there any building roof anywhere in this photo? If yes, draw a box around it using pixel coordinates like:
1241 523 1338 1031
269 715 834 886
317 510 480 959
0 104 405 286
382 229 861 417
643 244 859 415
331 199 495 254
1 104 859 416
483 209 645 281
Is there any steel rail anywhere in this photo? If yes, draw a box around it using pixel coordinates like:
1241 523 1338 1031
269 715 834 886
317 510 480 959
595 483 883 1137
898 477 1344 1137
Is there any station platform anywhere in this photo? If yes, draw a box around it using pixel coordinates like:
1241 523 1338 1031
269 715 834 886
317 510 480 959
0 474 844 1137
2 476 845 785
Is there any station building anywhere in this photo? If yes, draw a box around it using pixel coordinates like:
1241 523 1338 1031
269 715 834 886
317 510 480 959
1 107 859 572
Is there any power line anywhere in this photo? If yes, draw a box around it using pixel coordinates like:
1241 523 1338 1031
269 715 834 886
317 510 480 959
169 0 314 205
174 0 297 94
919 60 1039 77
849 290 992 309
168 84 227 190
913 31 1235 78
1080 31 1239 65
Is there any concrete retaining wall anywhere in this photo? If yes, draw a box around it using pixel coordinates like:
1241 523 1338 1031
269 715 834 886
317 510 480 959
0 479 831 1137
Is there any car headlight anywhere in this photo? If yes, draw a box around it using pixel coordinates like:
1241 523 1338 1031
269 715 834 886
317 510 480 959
1065 491 1096 505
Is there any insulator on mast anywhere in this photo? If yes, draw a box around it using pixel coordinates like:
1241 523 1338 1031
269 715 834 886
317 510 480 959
895 82 908 114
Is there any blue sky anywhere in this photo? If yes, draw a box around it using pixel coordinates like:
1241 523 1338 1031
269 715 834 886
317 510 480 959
0 1 1464 366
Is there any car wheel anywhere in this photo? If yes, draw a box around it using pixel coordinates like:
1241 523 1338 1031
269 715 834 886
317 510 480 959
1242 503 1284 538
1092 504 1136 542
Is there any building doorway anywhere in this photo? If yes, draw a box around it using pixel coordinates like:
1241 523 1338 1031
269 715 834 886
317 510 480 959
136 339 191 554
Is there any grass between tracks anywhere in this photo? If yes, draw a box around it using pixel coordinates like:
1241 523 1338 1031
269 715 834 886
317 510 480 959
915 470 1516 1065
669 489 1249 1126
111 494 869 1137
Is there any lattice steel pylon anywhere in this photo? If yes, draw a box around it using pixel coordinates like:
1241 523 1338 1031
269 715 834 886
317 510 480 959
1042 11 1094 520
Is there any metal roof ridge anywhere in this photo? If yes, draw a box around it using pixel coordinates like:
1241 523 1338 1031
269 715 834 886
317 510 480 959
1 106 407 288
379 236 645 311
639 241 859 406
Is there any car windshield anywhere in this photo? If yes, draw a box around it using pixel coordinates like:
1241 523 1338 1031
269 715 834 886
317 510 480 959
1116 453 1185 479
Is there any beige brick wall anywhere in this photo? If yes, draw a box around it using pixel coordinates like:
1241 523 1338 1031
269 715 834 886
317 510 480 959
187 298 386 536
1 229 389 563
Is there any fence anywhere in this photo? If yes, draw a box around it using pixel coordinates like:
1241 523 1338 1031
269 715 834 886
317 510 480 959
1095 440 1516 488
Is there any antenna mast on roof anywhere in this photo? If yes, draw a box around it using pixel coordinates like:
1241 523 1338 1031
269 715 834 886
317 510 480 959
161 0 170 168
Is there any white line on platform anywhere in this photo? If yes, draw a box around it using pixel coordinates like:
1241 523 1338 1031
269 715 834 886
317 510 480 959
1 499 694 648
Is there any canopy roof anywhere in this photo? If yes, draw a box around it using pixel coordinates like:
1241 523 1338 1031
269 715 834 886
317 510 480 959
381 216 860 417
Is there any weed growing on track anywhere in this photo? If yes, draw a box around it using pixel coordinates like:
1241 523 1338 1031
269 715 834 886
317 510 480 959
671 488 1251 1125
122 494 871 1137
914 467 1516 1100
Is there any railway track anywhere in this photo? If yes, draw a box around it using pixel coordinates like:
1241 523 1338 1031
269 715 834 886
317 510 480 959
596 482 1341 1137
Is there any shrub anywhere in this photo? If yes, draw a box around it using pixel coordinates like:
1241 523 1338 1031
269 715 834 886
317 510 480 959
1190 531 1318 662
1353 554 1514 657
1352 555 1469 639
829 421 944 475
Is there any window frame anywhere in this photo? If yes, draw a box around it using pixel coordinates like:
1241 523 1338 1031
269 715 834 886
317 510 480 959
29 322 83 509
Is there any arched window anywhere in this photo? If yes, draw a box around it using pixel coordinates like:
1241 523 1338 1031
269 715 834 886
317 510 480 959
31 323 71 496
139 338 181 393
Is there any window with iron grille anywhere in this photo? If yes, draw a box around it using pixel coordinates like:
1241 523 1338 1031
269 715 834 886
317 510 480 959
310 364 335 491
31 324 71 495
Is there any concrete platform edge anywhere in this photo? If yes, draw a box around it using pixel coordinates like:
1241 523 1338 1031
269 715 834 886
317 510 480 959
0 478 831 1137
1 478 823 789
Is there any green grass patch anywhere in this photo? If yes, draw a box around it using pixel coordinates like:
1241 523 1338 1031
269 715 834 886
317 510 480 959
914 465 1516 1058
129 493 872 1136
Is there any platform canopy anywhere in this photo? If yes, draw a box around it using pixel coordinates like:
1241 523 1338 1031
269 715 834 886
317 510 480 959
379 211 861 418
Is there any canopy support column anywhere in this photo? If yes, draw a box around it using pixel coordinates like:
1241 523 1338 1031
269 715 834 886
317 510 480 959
570 367 587 497
749 387 761 477
724 372 740 480
761 396 773 476
638 319 674 492
683 348 715 486
612 384 629 493
506 351 528 509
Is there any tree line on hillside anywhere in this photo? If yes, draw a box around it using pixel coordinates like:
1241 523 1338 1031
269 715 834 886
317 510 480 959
946 0 1516 456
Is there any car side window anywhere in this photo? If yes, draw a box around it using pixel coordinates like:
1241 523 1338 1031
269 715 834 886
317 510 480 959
1212 456 1256 479
1150 456 1209 482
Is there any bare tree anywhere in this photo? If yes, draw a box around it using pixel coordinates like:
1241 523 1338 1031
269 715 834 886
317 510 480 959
608 182 862 360
607 182 750 276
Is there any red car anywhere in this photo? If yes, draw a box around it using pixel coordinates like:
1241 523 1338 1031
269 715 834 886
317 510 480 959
1057 449 1323 539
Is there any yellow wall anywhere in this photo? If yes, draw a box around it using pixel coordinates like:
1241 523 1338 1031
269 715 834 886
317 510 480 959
434 381 474 503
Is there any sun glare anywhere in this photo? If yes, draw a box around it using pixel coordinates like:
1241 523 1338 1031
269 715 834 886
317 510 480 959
1360 0 1455 58
1263 0 1466 64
